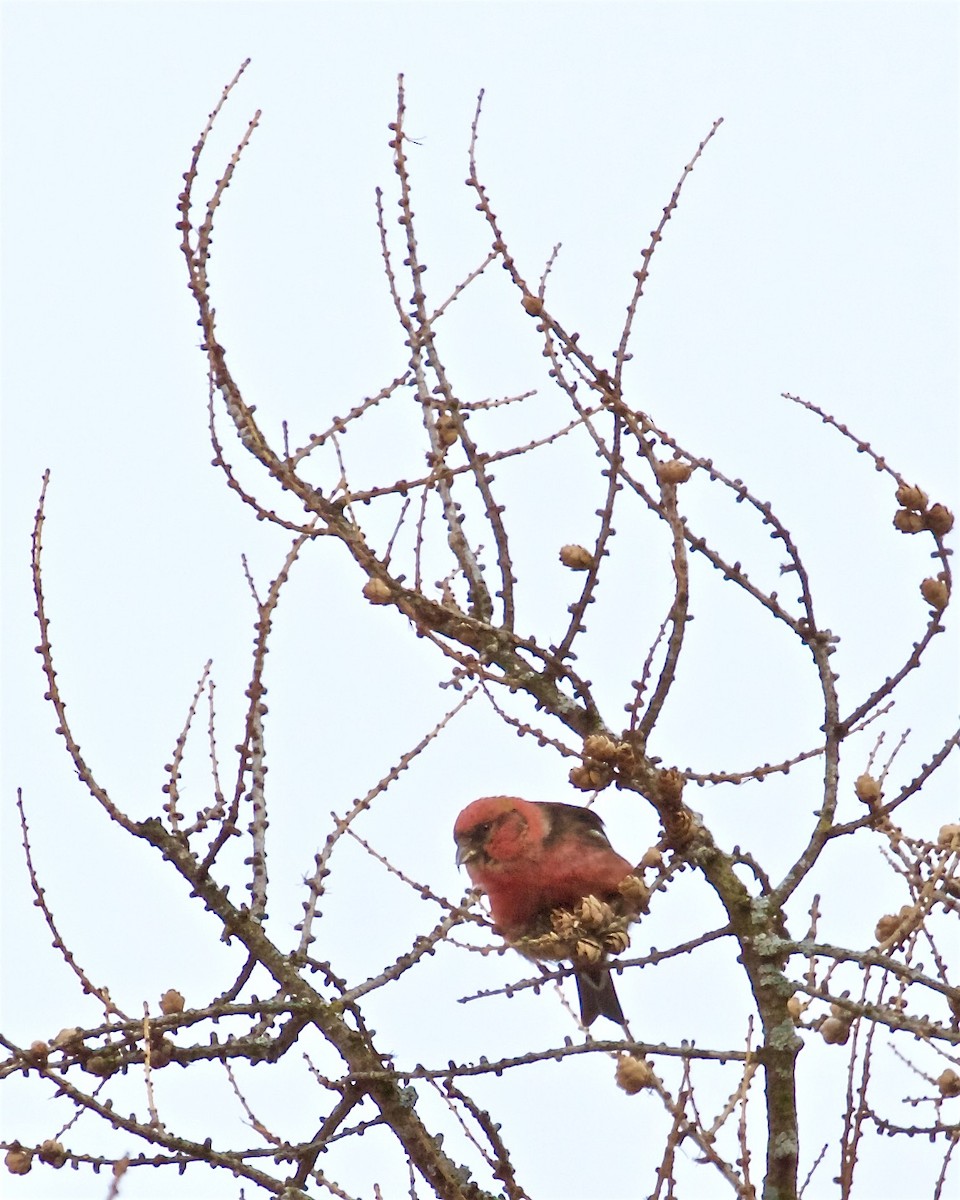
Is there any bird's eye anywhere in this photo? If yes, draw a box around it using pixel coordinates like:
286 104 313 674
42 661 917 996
475 821 492 838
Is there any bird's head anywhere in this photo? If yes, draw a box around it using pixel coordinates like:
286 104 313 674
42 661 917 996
453 795 544 868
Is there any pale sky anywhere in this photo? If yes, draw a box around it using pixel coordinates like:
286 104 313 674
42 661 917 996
2 3 958 1199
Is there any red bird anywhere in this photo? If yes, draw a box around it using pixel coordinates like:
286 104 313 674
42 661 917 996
453 795 636 1027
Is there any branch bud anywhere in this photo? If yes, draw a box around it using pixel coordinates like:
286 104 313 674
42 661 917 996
875 904 915 943
924 503 954 536
4 1146 33 1176
38 1141 67 1169
84 1050 121 1077
854 773 882 804
436 414 459 448
573 937 604 965
603 929 630 954
159 989 185 1016
569 762 612 791
893 509 925 534
362 578 392 604
656 768 685 806
874 913 900 941
52 1027 84 1053
657 459 694 485
920 577 949 611
559 544 594 570
616 1053 656 1093
617 874 650 912
150 1037 175 1068
820 1015 851 1044
25 1041 49 1066
895 483 928 511
582 734 619 762
937 823 960 849
574 894 603 926
937 1069 960 1098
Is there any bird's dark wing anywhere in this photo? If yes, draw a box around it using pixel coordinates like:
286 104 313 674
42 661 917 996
542 802 613 848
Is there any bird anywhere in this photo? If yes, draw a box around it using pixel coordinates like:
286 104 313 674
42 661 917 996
453 795 641 1027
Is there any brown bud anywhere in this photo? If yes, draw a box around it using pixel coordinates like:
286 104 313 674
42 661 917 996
639 846 664 871
937 823 960 850
936 1068 960 1098
612 740 636 767
576 894 609 927
925 503 955 536
362 578 392 604
149 1037 175 1068
550 909 578 939
569 763 612 791
25 1041 49 1066
515 929 565 961
4 1146 32 1176
568 764 591 790
84 1052 120 1078
657 459 694 485
559 544 594 570
582 734 619 762
159 989 184 1016
657 768 685 805
895 483 928 511
616 1053 655 1093
820 1016 851 1045
876 904 916 943
52 1027 84 1053
38 1141 67 1169
920 577 949 611
617 874 650 913
573 937 604 965
786 995 803 1021
436 414 459 448
603 929 630 955
874 913 901 942
521 294 543 316
894 509 926 533
664 807 694 845
854 773 882 804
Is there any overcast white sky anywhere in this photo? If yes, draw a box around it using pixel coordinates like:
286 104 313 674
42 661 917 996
2 3 958 1199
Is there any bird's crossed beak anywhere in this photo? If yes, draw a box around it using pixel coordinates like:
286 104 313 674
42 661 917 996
455 840 476 868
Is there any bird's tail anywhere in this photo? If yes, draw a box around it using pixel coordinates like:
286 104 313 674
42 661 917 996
575 963 626 1027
